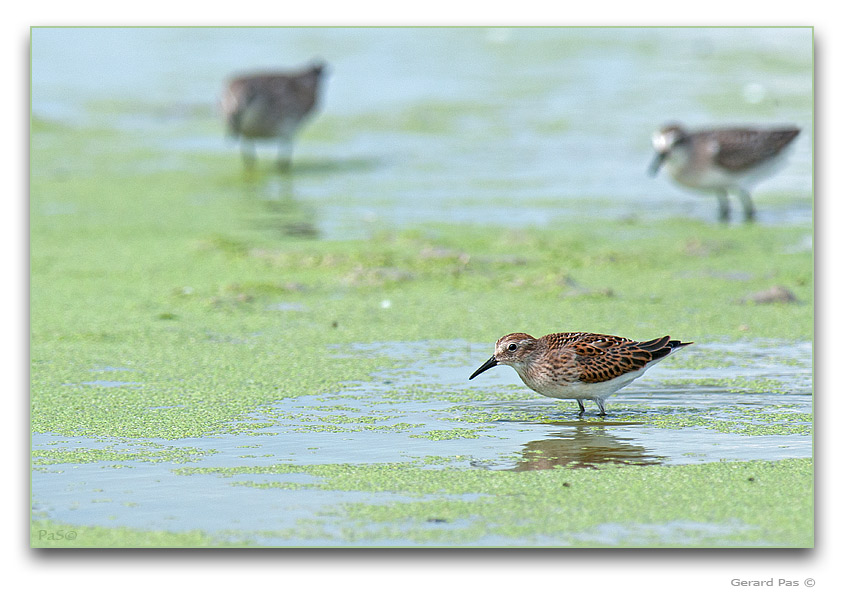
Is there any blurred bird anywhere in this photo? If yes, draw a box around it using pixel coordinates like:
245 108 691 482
649 123 800 222
222 61 327 171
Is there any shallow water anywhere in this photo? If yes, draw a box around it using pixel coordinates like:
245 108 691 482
31 27 813 238
31 339 811 544
31 27 813 546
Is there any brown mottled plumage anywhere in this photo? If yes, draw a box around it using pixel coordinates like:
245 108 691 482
649 123 800 222
469 332 692 415
221 61 327 170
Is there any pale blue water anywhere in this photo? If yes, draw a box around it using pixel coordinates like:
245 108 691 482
31 27 813 237
30 27 813 545
32 339 812 545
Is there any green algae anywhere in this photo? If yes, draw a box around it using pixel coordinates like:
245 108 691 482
32 445 214 467
612 409 812 437
172 458 812 546
229 480 312 491
674 377 789 394
409 428 487 440
292 422 423 434
670 347 808 370
30 28 812 547
31 131 812 441
450 402 811 437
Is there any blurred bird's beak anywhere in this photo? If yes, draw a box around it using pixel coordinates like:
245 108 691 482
648 152 667 177
469 356 498 380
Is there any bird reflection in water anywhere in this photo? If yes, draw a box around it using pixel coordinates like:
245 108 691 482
239 174 320 239
508 424 665 471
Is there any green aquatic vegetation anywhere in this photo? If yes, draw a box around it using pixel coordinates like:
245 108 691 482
375 386 543 404
669 346 810 371
662 350 743 370
673 377 789 394
230 480 310 490
307 405 363 412
32 128 812 441
728 407 812 435
32 445 215 466
609 406 812 437
416 400 810 438
302 413 401 425
173 458 812 546
291 422 423 434
31 90 812 547
412 455 475 467
255 410 403 425
409 428 487 440
448 405 563 425
174 461 416 478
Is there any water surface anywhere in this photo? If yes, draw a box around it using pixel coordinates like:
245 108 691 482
31 27 813 238
30 26 813 546
32 339 811 544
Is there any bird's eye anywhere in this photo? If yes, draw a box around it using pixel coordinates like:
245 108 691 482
507 343 518 352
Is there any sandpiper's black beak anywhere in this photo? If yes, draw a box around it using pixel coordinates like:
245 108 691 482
648 151 667 177
469 356 498 380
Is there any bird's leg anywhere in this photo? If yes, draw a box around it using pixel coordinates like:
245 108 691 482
737 189 756 223
597 400 607 416
716 191 731 223
241 141 257 170
577 399 585 416
277 138 293 173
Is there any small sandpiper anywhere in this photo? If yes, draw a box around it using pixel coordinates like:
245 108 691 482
649 123 800 222
221 61 327 171
469 332 692 415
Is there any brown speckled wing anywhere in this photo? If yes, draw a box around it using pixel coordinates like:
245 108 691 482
543 332 626 350
550 334 681 384
712 129 800 172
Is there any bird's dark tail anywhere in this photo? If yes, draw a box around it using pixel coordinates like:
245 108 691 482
638 336 693 360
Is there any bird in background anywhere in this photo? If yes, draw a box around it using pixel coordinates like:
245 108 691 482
649 123 800 222
222 61 327 171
